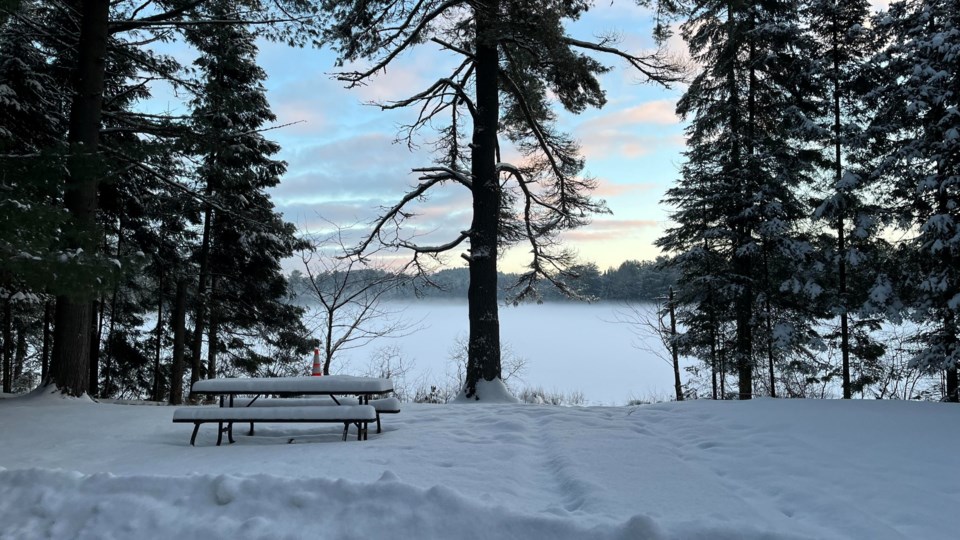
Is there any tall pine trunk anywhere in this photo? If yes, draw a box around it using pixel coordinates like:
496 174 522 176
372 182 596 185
51 0 110 396
169 279 188 405
190 201 214 386
151 268 164 402
13 324 26 385
103 225 124 398
463 0 502 398
41 300 52 382
832 14 852 399
669 287 683 401
206 276 219 380
727 0 752 399
89 300 101 398
2 298 11 393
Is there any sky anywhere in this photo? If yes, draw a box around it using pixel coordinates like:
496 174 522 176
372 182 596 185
147 1 891 275
255 2 688 274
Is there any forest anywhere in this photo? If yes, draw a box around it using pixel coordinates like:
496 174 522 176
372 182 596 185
1 0 957 404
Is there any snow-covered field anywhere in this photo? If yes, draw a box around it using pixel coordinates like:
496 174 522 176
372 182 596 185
2 388 958 539
335 302 683 404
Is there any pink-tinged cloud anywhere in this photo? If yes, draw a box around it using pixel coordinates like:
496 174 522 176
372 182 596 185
581 99 679 131
580 133 680 160
592 179 657 197
561 219 661 242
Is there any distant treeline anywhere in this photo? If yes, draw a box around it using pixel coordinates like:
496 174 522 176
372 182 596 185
289 258 678 304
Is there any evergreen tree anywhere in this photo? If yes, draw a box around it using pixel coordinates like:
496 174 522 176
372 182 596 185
184 0 310 381
321 0 680 398
660 0 820 398
871 0 960 401
804 0 885 398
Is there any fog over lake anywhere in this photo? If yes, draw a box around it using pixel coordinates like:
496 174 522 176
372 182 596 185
328 301 682 405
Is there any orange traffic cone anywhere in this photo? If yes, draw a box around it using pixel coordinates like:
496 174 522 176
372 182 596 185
311 348 323 377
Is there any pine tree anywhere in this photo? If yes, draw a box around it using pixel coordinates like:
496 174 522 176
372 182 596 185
871 0 960 401
321 0 680 398
804 0 886 398
22 0 322 396
183 0 310 381
660 0 820 399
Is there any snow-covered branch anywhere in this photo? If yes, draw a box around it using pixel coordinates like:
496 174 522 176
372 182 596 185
345 166 473 259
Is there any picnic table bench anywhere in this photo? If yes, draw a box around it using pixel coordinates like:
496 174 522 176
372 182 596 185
173 376 396 446
172 405 376 446
231 396 401 434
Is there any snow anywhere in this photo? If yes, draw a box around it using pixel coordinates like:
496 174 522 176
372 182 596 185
452 378 521 404
2 388 959 539
192 375 394 394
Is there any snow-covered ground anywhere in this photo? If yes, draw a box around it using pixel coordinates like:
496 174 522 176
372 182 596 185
2 388 958 539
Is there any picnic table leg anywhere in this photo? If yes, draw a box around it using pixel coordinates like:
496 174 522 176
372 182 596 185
216 422 224 446
248 422 255 436
190 423 201 446
228 422 236 444
342 422 349 441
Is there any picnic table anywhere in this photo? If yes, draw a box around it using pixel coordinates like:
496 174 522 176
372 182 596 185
190 375 394 405
175 376 396 446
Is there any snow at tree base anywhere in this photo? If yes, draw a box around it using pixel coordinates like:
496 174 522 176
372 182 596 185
2 388 959 539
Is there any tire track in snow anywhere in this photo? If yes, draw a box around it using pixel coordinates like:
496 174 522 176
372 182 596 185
631 404 909 539
532 412 604 515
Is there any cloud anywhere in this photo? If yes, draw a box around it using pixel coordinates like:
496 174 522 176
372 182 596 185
581 99 680 131
572 99 684 160
592 178 657 198
580 133 682 160
561 218 661 242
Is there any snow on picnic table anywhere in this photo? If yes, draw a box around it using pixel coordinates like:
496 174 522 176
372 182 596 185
1 387 959 540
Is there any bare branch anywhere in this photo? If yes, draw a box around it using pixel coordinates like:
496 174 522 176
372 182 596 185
430 36 474 59
109 0 206 33
497 65 570 211
333 0 464 87
562 37 685 85
300 229 424 373
381 76 477 119
345 166 472 258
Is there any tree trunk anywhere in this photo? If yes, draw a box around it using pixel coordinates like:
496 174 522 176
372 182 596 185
2 298 11 393
710 322 718 400
103 225 123 398
51 0 110 397
669 287 683 401
152 268 164 402
763 251 776 398
190 202 214 385
52 300 93 397
832 14 852 399
41 300 52 382
206 276 219 380
727 0 752 400
463 0 502 399
13 323 26 385
88 300 100 398
169 279 188 405
946 365 958 403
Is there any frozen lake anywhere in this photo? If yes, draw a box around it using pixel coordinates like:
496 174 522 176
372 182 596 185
328 301 682 405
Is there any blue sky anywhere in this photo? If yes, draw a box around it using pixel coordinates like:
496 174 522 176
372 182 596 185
252 2 688 273
146 1 890 274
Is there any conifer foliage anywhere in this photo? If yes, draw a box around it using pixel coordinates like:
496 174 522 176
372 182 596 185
661 0 960 401
0 0 318 399
321 0 680 398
